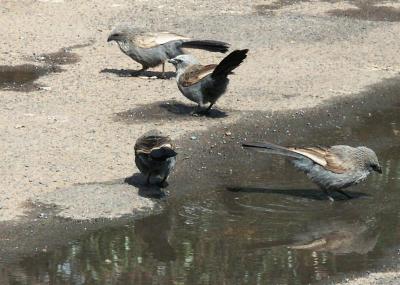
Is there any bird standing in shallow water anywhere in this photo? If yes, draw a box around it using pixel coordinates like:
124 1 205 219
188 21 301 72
242 142 382 201
107 25 230 77
135 130 177 187
168 49 248 114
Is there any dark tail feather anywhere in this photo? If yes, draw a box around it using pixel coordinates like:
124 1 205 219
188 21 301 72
150 147 177 161
212 49 248 79
242 142 304 160
181 40 230 53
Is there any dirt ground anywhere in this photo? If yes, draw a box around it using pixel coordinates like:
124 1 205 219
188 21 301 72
1 0 400 283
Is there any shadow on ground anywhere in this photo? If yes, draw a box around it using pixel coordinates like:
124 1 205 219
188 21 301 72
100 68 175 79
114 100 228 123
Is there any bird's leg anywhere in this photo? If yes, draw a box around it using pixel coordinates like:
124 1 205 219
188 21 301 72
192 102 208 116
322 188 335 202
161 62 166 78
158 175 169 188
335 189 352 199
191 105 202 116
146 172 152 185
205 102 215 113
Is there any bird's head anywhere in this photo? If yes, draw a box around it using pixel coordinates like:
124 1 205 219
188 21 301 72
168 55 199 70
107 24 138 43
107 29 128 42
358 146 382 174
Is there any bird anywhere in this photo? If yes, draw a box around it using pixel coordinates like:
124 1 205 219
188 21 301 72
134 130 177 187
107 25 230 76
242 142 382 201
168 49 248 114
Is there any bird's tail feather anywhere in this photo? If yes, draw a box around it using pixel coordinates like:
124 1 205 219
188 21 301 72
212 49 248 79
242 142 304 160
181 40 230 53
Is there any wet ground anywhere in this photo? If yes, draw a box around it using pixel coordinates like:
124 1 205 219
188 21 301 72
1 75 399 284
0 45 85 92
0 64 61 92
255 0 400 22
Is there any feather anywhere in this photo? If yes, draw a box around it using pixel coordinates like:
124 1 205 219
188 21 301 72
179 64 217 87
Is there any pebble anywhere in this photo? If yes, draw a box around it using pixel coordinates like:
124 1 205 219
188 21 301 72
38 213 48 219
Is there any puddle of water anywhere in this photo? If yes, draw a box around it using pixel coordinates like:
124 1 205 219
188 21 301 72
0 64 61 92
114 100 228 123
1 77 400 284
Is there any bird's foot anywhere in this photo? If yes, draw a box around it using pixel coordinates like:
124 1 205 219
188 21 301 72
322 189 335 202
158 72 168 79
191 110 201 117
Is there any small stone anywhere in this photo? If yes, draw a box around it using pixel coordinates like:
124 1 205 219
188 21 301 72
105 259 112 264
39 86 52 91
38 213 48 219
14 125 25 129
225 131 232 136
190 136 197 140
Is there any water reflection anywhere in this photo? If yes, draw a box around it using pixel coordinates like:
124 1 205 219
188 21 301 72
289 219 379 254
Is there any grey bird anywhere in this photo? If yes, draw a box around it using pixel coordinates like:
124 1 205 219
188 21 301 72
134 130 177 187
107 25 230 76
168 49 248 114
242 142 382 201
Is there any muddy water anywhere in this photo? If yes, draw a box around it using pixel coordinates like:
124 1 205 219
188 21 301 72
3 79 400 284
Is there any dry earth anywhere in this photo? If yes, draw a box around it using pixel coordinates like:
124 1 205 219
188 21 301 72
1 0 400 283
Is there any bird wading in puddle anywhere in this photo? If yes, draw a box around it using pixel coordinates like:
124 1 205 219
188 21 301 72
242 142 382 202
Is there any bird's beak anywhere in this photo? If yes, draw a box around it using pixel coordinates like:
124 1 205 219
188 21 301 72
376 165 383 174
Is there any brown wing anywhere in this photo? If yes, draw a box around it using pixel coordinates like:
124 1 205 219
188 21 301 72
130 32 190 49
135 134 173 155
179 64 217 87
289 146 348 174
